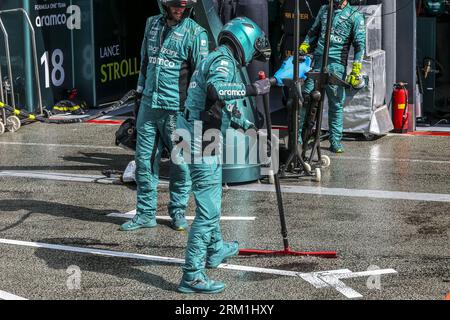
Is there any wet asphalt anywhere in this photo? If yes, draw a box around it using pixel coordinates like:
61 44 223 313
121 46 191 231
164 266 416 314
0 121 449 301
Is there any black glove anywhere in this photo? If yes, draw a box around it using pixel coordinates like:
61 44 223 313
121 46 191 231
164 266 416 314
251 78 272 96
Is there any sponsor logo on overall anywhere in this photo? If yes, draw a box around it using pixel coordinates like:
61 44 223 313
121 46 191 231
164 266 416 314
161 47 178 57
216 66 229 74
331 34 344 43
219 89 246 96
148 46 160 54
149 27 159 36
149 57 176 68
216 61 230 73
172 32 184 42
149 28 159 40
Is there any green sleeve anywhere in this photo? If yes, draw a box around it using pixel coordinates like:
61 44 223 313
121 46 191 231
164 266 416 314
191 29 210 69
206 57 248 101
304 5 325 46
137 18 152 92
352 13 366 63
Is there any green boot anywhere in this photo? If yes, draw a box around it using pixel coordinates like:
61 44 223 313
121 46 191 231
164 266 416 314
206 242 239 269
171 212 189 232
330 141 345 154
119 214 157 232
178 272 225 294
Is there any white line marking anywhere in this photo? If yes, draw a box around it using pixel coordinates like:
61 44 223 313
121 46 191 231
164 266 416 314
330 155 450 165
0 238 184 264
0 171 117 185
301 270 353 289
108 211 256 221
0 238 397 299
3 170 450 204
416 127 450 133
0 290 27 300
6 141 447 164
319 275 363 299
333 269 399 280
230 184 450 203
315 269 398 299
2 170 450 203
0 141 122 150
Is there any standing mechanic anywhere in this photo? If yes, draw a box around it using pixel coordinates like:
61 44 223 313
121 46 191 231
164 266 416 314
175 17 272 294
120 0 209 232
299 0 366 153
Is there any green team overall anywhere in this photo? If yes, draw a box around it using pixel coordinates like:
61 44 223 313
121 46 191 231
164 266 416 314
120 0 209 232
300 0 366 153
175 17 272 294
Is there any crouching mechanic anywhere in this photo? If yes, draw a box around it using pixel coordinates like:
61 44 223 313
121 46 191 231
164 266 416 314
299 0 366 153
120 0 209 232
174 17 272 294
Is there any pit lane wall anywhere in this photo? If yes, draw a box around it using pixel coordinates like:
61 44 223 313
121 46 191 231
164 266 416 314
0 0 159 111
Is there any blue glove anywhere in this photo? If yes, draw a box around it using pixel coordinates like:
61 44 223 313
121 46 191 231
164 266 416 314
274 56 312 87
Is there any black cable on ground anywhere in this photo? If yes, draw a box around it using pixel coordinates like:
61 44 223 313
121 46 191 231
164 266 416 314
0 90 137 125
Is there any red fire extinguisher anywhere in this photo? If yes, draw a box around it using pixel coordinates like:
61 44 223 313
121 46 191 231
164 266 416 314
392 82 409 133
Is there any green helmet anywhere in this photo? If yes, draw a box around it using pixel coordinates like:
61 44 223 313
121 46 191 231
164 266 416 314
218 17 271 66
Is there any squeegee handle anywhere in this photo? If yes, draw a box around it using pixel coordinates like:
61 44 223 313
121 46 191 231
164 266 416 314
259 71 290 250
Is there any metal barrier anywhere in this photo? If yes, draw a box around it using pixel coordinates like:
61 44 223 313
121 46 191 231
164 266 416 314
0 8 43 135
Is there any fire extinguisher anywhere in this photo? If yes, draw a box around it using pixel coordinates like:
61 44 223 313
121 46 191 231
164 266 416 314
392 82 409 133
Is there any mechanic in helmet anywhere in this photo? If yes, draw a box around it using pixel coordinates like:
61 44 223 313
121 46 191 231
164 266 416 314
299 0 366 153
175 17 271 294
120 0 209 233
